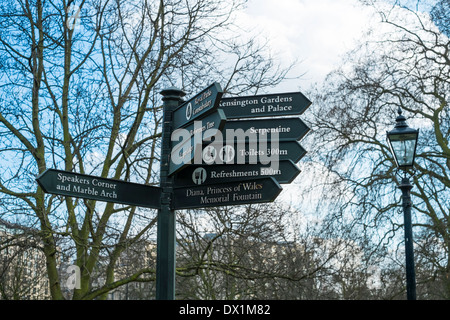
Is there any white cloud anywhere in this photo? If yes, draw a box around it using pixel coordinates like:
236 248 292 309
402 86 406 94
236 0 377 90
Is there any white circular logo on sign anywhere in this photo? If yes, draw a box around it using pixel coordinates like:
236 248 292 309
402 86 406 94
202 145 217 164
220 145 235 163
185 103 193 120
192 167 207 185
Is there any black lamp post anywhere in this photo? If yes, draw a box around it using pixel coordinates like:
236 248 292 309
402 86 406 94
386 108 419 300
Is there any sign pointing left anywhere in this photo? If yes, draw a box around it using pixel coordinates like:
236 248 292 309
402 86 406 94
36 169 161 209
172 82 224 129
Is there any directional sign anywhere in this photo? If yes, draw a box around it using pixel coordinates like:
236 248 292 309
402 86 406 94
169 109 226 175
36 169 161 209
173 160 300 187
219 92 311 119
172 177 282 209
200 140 307 165
173 82 223 129
222 117 310 142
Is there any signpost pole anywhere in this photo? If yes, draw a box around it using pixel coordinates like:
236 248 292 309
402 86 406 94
156 87 185 300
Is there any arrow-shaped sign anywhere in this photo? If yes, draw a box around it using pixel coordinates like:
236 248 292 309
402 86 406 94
222 117 310 142
172 82 224 129
173 159 300 187
219 92 311 119
200 140 307 165
169 109 226 175
172 177 282 209
36 169 161 209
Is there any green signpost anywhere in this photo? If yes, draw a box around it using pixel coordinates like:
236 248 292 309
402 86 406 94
35 82 312 301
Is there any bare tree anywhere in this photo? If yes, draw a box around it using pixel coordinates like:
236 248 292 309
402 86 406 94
0 219 49 299
175 203 359 300
0 0 295 299
307 0 450 299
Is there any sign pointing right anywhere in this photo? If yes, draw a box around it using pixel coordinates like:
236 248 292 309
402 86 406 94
173 160 301 187
222 117 310 142
201 140 307 165
219 92 311 119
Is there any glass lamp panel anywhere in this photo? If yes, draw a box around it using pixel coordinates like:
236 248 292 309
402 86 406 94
389 133 417 167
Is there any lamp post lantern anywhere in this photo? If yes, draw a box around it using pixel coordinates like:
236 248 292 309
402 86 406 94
387 108 419 170
386 108 419 300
